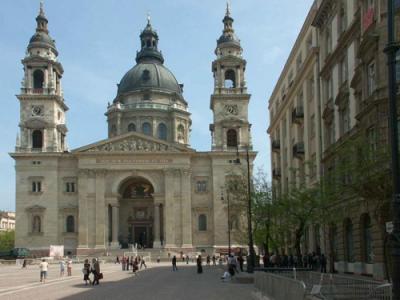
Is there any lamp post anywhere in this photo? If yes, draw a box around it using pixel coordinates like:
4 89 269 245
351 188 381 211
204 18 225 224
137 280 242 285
385 1 400 299
245 145 256 273
221 188 231 256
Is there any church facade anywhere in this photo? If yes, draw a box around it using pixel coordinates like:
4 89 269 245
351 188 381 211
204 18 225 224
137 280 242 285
10 4 256 255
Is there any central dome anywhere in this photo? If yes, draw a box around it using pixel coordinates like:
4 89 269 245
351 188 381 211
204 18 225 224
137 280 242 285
117 62 182 95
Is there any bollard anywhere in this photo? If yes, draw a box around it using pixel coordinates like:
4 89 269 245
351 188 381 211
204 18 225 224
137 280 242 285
293 267 297 280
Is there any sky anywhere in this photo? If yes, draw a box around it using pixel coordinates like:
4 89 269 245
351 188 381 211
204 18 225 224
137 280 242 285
0 0 314 211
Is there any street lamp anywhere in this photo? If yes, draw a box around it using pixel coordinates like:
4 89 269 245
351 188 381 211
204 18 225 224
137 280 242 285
245 145 256 273
385 1 400 299
220 188 231 256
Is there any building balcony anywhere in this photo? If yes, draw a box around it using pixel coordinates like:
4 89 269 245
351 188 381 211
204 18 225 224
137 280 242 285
292 142 305 159
214 87 248 95
272 168 281 179
292 106 304 124
271 140 280 152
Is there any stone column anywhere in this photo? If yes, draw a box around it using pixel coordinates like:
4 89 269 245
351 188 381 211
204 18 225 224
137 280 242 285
111 205 119 248
95 170 106 250
77 169 89 251
164 169 177 248
153 203 161 248
181 169 193 249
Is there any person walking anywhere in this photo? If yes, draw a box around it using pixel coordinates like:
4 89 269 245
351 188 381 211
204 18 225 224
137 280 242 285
140 256 147 269
237 254 244 272
212 255 216 266
172 255 178 271
186 254 190 264
197 255 203 274
126 256 130 271
132 257 138 275
206 255 211 266
59 260 65 277
67 258 72 276
91 258 101 285
122 256 126 271
22 258 27 269
83 259 91 285
39 259 48 283
320 254 327 273
116 256 120 264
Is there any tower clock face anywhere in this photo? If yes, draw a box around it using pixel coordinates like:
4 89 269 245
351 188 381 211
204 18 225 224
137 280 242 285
32 106 43 116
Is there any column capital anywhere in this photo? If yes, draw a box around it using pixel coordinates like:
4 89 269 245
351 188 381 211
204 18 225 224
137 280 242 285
181 168 192 176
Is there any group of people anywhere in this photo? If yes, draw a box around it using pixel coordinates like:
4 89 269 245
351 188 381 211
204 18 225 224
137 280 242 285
262 252 328 273
37 257 73 283
82 258 102 285
115 255 147 274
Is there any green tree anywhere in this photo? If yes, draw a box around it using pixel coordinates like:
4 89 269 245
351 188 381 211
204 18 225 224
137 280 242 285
0 230 15 252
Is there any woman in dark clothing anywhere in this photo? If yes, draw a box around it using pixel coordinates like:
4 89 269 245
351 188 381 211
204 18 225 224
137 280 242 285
197 255 203 274
83 259 91 285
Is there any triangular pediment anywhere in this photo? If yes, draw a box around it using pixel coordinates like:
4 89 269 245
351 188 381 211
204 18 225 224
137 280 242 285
72 132 194 153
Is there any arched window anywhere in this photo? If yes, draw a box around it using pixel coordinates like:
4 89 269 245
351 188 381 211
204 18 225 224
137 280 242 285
33 69 44 89
146 40 151 47
177 124 185 143
198 214 207 231
128 123 136 132
157 123 167 140
361 214 373 263
66 215 75 233
227 129 238 147
329 224 339 262
32 130 43 149
224 69 236 88
32 215 41 233
142 122 152 136
344 219 354 262
314 224 321 255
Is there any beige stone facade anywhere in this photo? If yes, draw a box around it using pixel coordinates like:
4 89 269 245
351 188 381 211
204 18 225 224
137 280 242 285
0 212 15 232
11 5 255 256
268 0 396 279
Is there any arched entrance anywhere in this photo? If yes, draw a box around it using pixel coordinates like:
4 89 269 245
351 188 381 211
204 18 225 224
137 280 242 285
118 177 155 248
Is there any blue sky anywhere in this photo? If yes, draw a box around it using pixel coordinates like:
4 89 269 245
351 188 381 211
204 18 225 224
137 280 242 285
0 0 314 211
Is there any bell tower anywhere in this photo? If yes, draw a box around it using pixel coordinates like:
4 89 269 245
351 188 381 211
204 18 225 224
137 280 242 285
209 3 252 152
16 3 68 153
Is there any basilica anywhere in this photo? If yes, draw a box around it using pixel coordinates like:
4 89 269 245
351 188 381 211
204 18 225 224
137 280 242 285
11 4 256 255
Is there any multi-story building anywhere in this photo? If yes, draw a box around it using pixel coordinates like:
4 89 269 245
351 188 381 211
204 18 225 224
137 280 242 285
0 212 16 232
269 0 396 279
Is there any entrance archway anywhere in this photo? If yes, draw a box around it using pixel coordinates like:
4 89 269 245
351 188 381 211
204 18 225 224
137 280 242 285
118 177 155 248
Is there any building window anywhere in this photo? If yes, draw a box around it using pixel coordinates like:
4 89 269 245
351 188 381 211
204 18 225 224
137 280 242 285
325 24 332 57
314 224 321 254
339 2 347 34
344 219 355 262
296 52 303 71
224 69 236 88
361 214 373 263
65 182 76 193
339 104 350 135
367 126 377 154
157 123 167 140
32 130 43 149
128 123 136 132
177 124 185 143
66 215 75 233
198 214 207 231
340 55 348 85
227 129 238 147
33 69 44 89
32 181 42 193
196 181 207 193
142 122 152 136
367 60 376 97
32 215 42 233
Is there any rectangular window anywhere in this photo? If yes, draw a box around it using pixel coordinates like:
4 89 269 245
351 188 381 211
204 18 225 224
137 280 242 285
65 182 76 193
296 53 303 71
367 61 376 96
288 71 294 87
32 181 42 193
340 56 348 85
367 126 377 154
339 105 350 135
196 181 207 193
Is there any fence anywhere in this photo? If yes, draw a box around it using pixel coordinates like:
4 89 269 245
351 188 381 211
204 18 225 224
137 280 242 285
254 271 307 300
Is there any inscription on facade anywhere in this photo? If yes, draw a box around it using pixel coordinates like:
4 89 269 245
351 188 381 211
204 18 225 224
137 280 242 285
96 159 173 164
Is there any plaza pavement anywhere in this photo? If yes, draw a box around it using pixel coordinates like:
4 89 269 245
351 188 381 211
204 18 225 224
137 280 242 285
0 261 256 300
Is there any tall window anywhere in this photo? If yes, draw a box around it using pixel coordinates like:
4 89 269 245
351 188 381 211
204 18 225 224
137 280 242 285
128 123 136 132
227 129 238 147
32 215 41 233
65 182 75 193
32 130 43 149
325 24 332 57
340 55 348 84
361 214 373 263
32 181 42 193
196 181 207 192
66 215 75 233
314 224 321 254
33 69 44 89
339 2 347 34
339 104 350 135
367 126 377 154
367 60 376 96
142 122 152 136
177 125 185 143
157 123 167 140
344 219 355 262
224 69 236 88
198 214 207 231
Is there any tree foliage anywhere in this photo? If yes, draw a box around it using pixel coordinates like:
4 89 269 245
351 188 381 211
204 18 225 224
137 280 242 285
0 230 15 252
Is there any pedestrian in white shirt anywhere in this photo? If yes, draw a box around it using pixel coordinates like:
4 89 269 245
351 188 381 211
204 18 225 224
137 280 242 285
39 259 48 283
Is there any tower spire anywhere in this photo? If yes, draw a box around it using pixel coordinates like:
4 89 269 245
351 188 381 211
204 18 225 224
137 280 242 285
147 11 151 25
39 1 45 17
226 1 231 17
